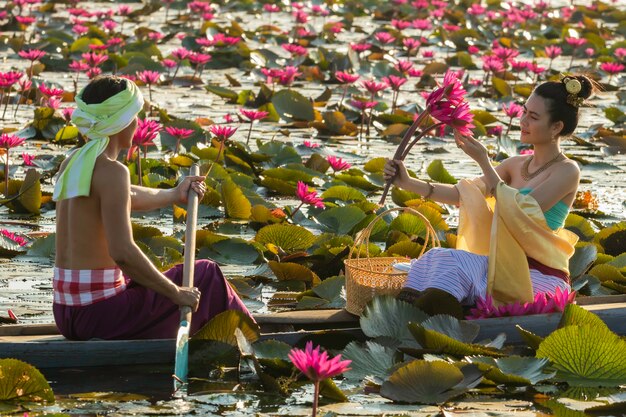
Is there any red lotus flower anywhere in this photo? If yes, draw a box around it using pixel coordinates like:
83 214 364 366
240 110 268 145
425 71 467 108
188 52 212 66
137 70 160 86
327 156 350 172
374 32 396 45
209 125 237 142
395 60 414 74
171 47 190 61
86 67 102 79
276 66 302 86
39 83 64 98
263 4 280 12
565 37 586 48
403 38 421 52
21 152 35 166
165 126 195 154
295 181 324 209
1 229 28 247
18 49 46 61
82 52 108 67
0 134 26 149
15 16 36 26
282 44 308 57
288 341 350 416
303 141 320 148
600 62 624 74
69 60 90 72
544 45 562 59
467 288 576 319
502 102 523 118
382 75 407 91
335 71 359 84
350 43 372 53
361 79 387 96
129 119 161 159
61 107 74 122
350 99 377 110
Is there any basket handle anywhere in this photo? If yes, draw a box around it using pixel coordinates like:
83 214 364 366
349 207 441 262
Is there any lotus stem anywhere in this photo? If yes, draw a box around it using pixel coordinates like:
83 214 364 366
4 153 9 197
400 122 444 160
245 122 253 145
137 151 143 186
311 380 320 417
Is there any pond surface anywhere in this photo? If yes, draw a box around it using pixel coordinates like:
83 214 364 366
0 0 625 415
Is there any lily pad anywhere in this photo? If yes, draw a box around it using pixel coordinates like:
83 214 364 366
201 238 261 265
426 160 457 185
466 356 554 385
315 205 366 235
569 244 598 280
220 179 251 219
192 310 260 345
271 89 315 122
342 341 396 381
321 185 366 202
360 295 428 346
0 359 54 403
408 321 504 357
268 261 320 284
255 224 316 252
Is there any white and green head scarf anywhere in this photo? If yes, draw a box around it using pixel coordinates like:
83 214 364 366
53 78 144 201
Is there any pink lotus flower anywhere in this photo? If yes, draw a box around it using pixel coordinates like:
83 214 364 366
282 44 308 57
615 48 626 61
82 52 108 67
165 127 195 154
502 102 524 118
276 66 302 86
209 125 237 141
61 107 74 122
263 4 280 12
295 181 324 209
21 152 35 166
171 47 190 61
565 37 586 48
86 67 102 79
482 55 505 74
402 38 421 54
293 10 309 23
240 109 268 145
510 60 530 72
0 134 26 195
422 50 434 58
128 118 161 160
288 341 350 417
69 60 90 72
395 60 414 74
15 16 36 26
303 141 320 148
0 229 28 247
374 32 396 45
327 156 350 172
350 43 372 53
350 99 377 110
392 19 411 31
335 71 359 84
468 45 480 55
39 83 64 98
584 48 595 57
408 68 423 77
492 46 519 62
468 4 486 14
412 18 432 30
117 5 132 15
528 62 546 75
487 125 503 137
600 62 624 74
18 49 46 61
188 52 212 66
72 24 89 36
162 59 177 69
137 70 160 85
425 71 467 108
102 20 117 31
382 75 407 91
361 79 387 96
467 288 576 320
545 45 562 59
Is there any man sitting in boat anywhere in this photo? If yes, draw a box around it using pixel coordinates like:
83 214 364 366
383 75 596 318
52 75 253 340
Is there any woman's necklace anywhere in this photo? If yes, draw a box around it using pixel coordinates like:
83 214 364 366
521 152 564 181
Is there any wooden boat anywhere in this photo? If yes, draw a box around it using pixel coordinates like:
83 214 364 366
1 295 625 369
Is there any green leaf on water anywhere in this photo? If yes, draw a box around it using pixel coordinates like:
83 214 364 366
321 185 366 202
271 89 315 122
192 310 260 345
471 110 499 126
360 295 428 347
201 238 261 265
255 224 316 252
466 356 554 385
315 205 366 235
565 213 596 242
220 179 251 219
268 261 320 284
492 76 512 97
426 160 457 184
569 243 598 280
343 340 397 381
604 107 626 124
408 320 504 357
0 359 55 403
204 85 238 102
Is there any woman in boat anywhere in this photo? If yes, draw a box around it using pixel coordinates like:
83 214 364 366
53 75 253 340
383 75 596 318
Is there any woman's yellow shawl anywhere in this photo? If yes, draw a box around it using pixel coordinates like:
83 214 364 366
455 179 578 305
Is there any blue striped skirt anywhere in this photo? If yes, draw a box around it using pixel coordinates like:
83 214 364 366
403 247 571 305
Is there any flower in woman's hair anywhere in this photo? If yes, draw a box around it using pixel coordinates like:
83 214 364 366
350 99 378 110
288 341 351 382
361 79 387 95
209 125 237 141
18 49 46 61
544 45 562 59
240 109 269 122
165 127 195 140
599 62 624 74
502 102 524 118
136 70 161 85
382 75 407 91
335 71 359 84
21 153 35 166
295 181 324 208
327 156 351 172
0 229 28 247
0 134 26 149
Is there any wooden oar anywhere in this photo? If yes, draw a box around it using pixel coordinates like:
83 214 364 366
173 164 200 391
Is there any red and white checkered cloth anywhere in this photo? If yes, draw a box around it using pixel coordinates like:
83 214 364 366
53 267 128 306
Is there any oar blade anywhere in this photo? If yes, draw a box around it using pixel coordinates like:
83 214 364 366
173 319 190 391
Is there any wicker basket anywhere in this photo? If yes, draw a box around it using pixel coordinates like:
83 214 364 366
344 207 440 315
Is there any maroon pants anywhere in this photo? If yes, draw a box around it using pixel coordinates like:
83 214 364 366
53 260 253 340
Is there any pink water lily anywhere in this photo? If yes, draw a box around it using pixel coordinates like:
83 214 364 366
39 83 64 98
0 134 26 196
240 109 269 145
600 62 624 84
327 156 351 172
82 52 108 67
21 152 35 166
0 229 28 247
136 70 160 101
165 127 195 154
210 125 237 142
467 288 577 319
295 181 324 209
288 341 350 417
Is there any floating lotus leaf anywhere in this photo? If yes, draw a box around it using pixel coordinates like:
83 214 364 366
296 296 330 309
304 153 331 173
608 254 626 268
537 324 626 387
588 263 625 283
515 325 544 351
148 236 183 255
220 179 251 219
360 295 428 346
261 169 311 186
192 145 221 161
319 378 349 402
334 173 381 191
383 241 423 258
408 322 504 357
466 356 554 385
70 36 103 52
427 160 457 185
391 186 422 206
170 155 195 167
321 185 366 202
0 235 26 258
192 310 260 345
565 214 596 241
271 89 315 122
594 222 626 256
205 85 238 102
422 62 448 75
492 76 512 97
380 360 465 404
257 141 302 167
422 315 480 343
16 169 41 214
315 205 366 235
569 243 598 280
382 123 409 138
132 223 162 243
201 238 261 265
0 359 54 403
471 110 499 126
364 157 387 173
559 303 609 330
312 275 345 302
343 341 396 381
268 261 320 284
250 205 282 224
255 224 316 252
604 107 626 124
54 125 79 142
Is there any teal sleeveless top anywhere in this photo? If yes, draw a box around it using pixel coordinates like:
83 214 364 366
519 188 569 231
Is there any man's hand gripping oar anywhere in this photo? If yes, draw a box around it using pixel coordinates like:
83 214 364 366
173 164 201 392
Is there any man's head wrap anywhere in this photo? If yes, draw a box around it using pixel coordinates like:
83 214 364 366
53 79 143 201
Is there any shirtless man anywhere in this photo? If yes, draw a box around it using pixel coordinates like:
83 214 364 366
53 76 252 340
